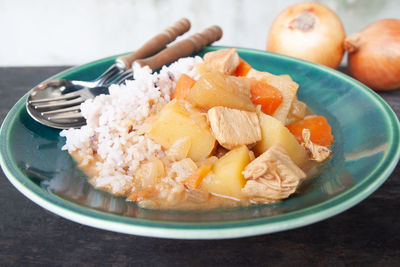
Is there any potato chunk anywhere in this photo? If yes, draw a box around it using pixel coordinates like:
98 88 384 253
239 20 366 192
203 48 240 75
201 145 251 200
254 112 308 166
187 72 255 111
247 69 298 123
208 106 261 149
148 100 216 161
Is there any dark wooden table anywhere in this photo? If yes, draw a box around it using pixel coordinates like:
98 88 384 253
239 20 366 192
1 67 399 266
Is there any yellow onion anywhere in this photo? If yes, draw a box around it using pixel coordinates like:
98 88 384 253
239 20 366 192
344 19 400 91
267 2 346 69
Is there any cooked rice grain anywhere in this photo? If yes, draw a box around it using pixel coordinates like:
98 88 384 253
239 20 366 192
60 56 203 195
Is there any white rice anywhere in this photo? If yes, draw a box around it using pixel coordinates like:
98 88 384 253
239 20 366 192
60 56 203 195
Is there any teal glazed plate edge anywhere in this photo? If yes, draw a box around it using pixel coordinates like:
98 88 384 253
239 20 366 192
1 46 399 239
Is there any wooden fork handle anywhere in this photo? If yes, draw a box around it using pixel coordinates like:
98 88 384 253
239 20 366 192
135 25 223 71
116 18 191 69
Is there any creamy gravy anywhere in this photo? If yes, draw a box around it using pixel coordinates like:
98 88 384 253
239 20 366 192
71 150 320 210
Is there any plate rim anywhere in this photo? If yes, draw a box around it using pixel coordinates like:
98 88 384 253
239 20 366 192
1 46 399 239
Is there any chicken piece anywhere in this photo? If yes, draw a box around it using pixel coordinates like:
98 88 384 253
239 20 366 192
208 106 261 150
203 48 240 75
301 129 332 162
242 144 306 202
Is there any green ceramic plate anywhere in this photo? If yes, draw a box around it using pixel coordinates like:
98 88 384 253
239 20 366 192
1 46 399 239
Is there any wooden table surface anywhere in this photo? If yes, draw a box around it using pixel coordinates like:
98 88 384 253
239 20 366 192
1 67 399 266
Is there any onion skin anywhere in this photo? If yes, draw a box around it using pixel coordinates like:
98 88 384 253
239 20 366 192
344 19 400 91
267 2 346 69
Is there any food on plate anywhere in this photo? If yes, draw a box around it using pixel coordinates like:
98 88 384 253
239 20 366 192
300 128 332 162
287 115 334 147
203 48 240 74
148 100 216 161
171 74 196 100
267 2 346 69
61 48 334 210
254 112 308 166
201 145 252 200
248 78 283 116
207 106 261 150
247 68 298 122
344 18 400 91
242 144 306 202
187 72 255 111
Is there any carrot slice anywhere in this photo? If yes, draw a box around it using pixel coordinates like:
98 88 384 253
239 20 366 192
185 165 213 190
249 78 283 115
287 116 334 147
172 74 196 100
234 58 252 77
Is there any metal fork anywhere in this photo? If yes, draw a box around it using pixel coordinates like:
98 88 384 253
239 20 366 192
29 70 132 120
32 18 191 94
27 25 223 129
26 68 134 129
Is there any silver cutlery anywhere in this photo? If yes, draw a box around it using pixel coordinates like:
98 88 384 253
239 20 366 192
27 25 223 129
31 18 191 93
26 17 191 128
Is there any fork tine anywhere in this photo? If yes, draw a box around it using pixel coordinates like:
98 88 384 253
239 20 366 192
41 105 81 115
46 112 84 121
32 97 85 110
29 91 82 104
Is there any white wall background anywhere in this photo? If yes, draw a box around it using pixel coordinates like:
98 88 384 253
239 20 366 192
1 0 399 66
